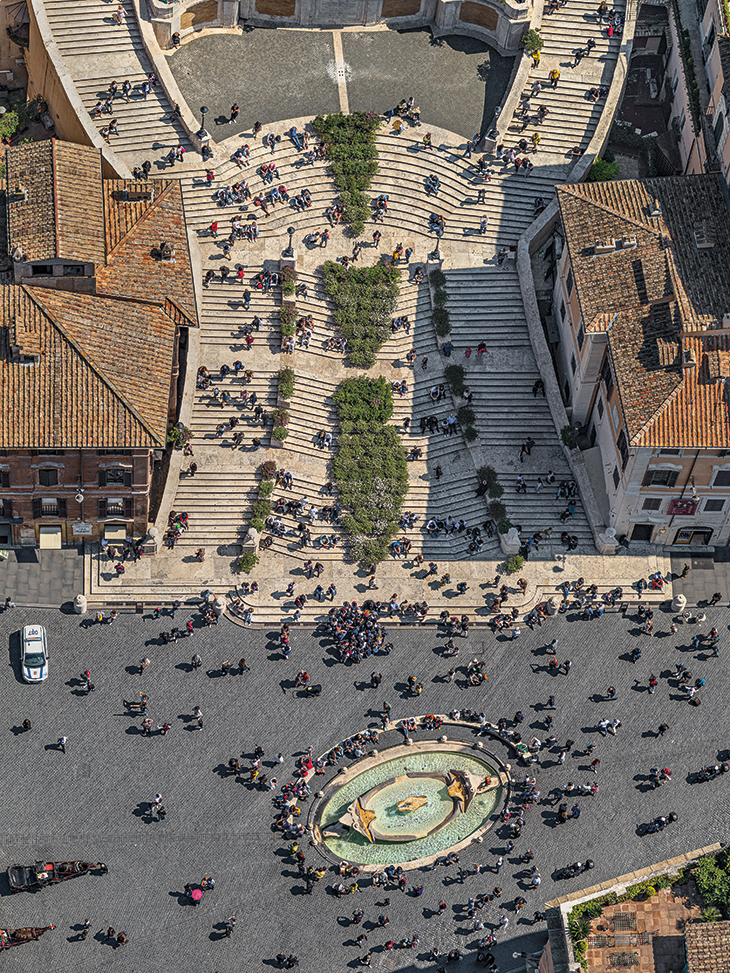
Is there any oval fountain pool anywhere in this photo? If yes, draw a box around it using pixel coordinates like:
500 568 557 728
317 747 503 866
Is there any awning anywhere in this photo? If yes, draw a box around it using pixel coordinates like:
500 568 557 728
38 525 62 549
104 524 127 542
6 2 29 24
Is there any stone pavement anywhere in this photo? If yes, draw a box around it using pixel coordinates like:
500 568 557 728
0 601 728 972
0 549 83 610
168 25 513 141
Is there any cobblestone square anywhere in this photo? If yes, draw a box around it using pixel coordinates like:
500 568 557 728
0 602 727 971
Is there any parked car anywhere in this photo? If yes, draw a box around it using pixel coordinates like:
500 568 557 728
20 625 48 683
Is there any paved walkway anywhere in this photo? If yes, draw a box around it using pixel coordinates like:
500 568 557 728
168 26 513 140
0 603 727 972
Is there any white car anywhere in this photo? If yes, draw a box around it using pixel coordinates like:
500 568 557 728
21 625 49 683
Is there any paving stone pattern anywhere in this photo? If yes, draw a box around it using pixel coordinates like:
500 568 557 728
169 30 341 134
0 603 728 972
341 28 514 138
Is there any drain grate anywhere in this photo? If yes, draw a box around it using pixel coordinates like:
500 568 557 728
613 915 637 931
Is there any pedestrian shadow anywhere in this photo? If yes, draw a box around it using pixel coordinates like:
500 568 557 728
124 725 144 735
209 922 231 940
132 801 153 821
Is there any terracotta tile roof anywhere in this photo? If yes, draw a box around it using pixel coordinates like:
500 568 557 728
685 920 730 973
557 175 730 448
98 179 197 326
0 152 198 449
5 140 105 264
0 285 165 448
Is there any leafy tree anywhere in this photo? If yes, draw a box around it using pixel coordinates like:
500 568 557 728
588 156 621 182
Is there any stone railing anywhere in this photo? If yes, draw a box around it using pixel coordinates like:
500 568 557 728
147 0 533 55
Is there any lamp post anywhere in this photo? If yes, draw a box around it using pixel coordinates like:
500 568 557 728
196 106 209 141
283 226 295 258
432 227 443 262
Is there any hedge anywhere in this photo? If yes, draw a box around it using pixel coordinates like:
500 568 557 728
312 111 381 235
272 408 290 428
333 412 408 564
278 367 295 399
321 261 400 368
259 479 274 499
280 303 297 337
434 307 451 336
273 426 289 441
429 269 446 288
281 266 297 296
333 375 393 424
445 364 466 397
260 460 277 480
236 550 259 573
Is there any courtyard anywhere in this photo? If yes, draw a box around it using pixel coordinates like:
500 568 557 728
0 601 727 971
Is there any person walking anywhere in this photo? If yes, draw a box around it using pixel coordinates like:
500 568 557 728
590 758 601 774
58 736 68 753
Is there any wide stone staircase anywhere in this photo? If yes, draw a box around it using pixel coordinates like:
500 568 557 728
43 0 190 168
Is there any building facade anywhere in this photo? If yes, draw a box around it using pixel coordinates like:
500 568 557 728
700 0 730 186
0 139 197 548
552 174 730 548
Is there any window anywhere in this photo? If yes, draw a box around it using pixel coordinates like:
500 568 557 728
0 471 8 488
62 265 84 277
38 468 59 487
570 354 577 375
98 498 133 519
30 450 65 456
597 397 604 420
612 466 620 489
705 498 725 512
97 449 133 456
32 498 67 518
31 264 54 276
577 324 585 351
99 468 132 487
642 498 662 511
659 449 680 455
678 109 686 133
617 429 629 469
566 268 574 295
718 450 730 457
1 499 11 519
601 356 614 397
560 301 566 322
715 471 730 487
642 469 679 487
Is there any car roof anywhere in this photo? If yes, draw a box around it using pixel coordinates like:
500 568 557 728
22 625 46 640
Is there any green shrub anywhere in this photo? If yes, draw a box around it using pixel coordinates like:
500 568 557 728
252 499 271 521
497 518 513 534
464 426 478 443
260 460 277 480
693 851 730 913
489 500 507 522
588 156 621 182
321 261 400 369
278 367 295 399
436 318 451 338
433 306 450 327
458 406 475 425
258 479 274 499
445 364 466 396
505 554 525 574
429 269 447 288
488 482 504 499
433 288 449 307
280 303 297 337
250 517 265 533
272 408 290 428
273 425 289 441
561 424 578 448
236 550 259 574
312 111 381 231
478 466 499 487
334 375 394 424
522 28 543 54
281 266 297 295
702 906 723 922
333 419 408 564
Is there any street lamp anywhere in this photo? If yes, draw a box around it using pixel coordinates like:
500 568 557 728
283 226 295 258
432 227 443 261
196 105 209 141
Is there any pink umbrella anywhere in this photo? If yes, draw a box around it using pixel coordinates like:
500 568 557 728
191 888 203 902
